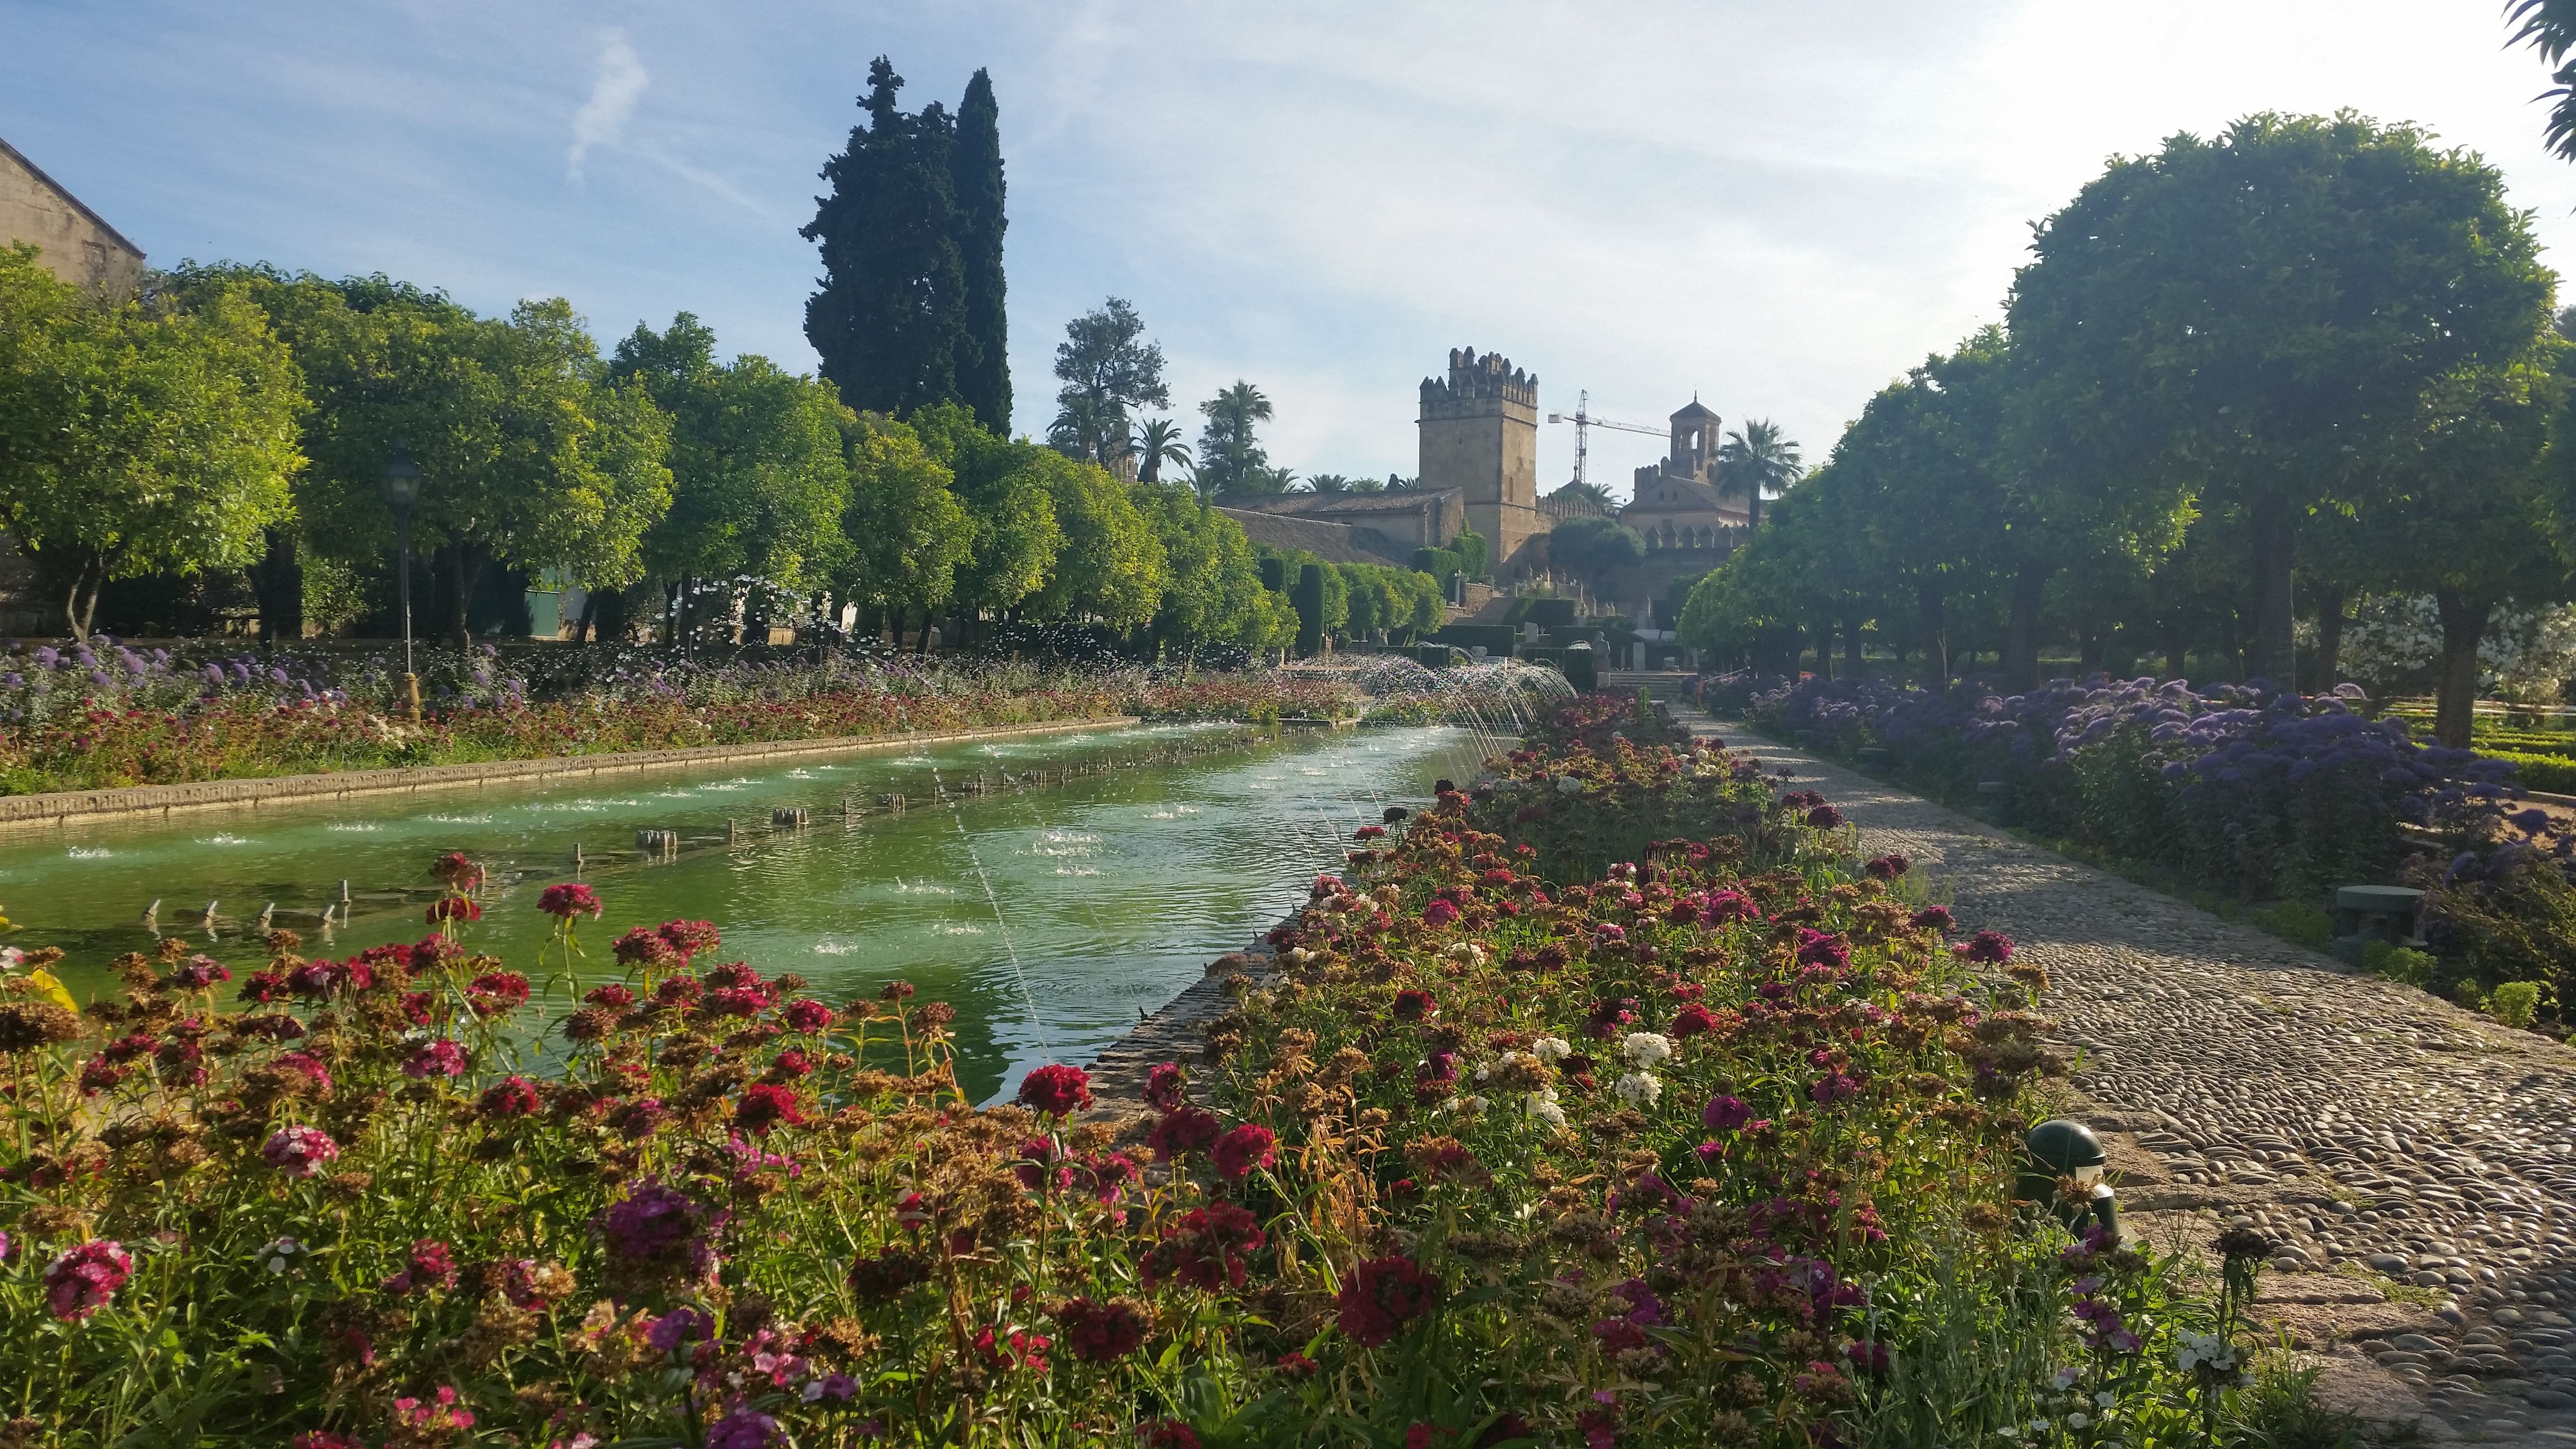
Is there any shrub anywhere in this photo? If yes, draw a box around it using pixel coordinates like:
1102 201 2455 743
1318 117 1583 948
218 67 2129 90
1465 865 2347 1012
2492 980 2542 1029
2247 902 2334 951
2361 941 2435 987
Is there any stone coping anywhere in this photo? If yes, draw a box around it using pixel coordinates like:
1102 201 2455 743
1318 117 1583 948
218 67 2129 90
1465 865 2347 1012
0 716 1143 835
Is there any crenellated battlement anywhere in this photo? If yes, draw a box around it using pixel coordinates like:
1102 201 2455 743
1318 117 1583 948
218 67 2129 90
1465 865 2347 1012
1419 347 1537 409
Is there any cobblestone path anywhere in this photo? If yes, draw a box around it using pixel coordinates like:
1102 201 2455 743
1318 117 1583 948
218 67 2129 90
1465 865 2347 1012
1695 710 2576 1446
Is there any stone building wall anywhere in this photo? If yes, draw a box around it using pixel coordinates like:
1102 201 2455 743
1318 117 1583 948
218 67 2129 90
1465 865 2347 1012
0 137 144 294
1417 348 1541 567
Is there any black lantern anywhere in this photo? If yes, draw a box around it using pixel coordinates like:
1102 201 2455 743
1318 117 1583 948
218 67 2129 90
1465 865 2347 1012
2022 1118 2122 1240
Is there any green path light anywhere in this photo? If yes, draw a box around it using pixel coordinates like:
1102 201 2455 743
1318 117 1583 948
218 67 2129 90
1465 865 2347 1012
2024 1118 2124 1240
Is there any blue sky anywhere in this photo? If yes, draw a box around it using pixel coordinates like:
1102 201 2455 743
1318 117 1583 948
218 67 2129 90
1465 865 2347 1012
9 0 2576 499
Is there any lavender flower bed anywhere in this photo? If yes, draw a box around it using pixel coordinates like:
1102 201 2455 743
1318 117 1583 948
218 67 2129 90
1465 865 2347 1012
1707 672 2570 914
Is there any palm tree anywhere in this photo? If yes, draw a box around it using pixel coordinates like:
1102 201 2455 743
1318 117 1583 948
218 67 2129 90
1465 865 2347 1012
1302 473 1352 493
1195 381 1273 499
1136 418 1192 484
1714 419 1802 531
2509 1 2576 161
1556 480 1616 513
1048 395 1122 468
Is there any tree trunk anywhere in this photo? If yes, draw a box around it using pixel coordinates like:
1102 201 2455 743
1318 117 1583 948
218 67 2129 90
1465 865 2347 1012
2247 495 2297 691
2078 626 2107 675
257 527 303 643
2162 623 2188 684
1916 582 1948 684
449 543 475 650
2003 563 2049 691
1843 613 1864 679
64 550 104 643
2432 588 2493 750
2313 584 2348 692
575 588 601 645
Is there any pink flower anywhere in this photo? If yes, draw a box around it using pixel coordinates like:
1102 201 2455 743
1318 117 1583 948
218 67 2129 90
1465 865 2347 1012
1015 1063 1094 1118
1391 989 1436 1023
1702 1095 1753 1131
380 1239 457 1295
44 1240 132 1320
479 1075 542 1118
1953 930 2014 964
392 1384 474 1433
261 1125 340 1178
538 882 601 919
403 1039 467 1079
1211 1124 1276 1181
1421 899 1460 927
781 997 834 1033
1143 1062 1187 1112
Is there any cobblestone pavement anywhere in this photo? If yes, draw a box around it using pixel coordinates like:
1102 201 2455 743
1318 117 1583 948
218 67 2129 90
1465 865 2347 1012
1695 710 2576 1446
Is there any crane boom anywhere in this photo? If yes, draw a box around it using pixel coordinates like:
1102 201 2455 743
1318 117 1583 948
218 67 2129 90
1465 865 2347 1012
1545 392 1668 494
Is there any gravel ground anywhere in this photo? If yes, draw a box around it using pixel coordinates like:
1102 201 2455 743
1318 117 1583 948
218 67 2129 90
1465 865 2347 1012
1696 709 2576 1447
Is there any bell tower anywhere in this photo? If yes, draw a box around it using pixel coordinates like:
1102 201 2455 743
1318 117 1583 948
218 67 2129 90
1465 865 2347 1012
1417 347 1540 565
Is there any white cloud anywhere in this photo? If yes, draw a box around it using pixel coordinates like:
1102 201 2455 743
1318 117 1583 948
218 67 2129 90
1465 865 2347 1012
566 29 648 181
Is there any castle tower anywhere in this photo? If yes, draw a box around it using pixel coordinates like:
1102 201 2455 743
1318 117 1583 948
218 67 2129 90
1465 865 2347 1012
1417 347 1540 565
1668 398 1719 484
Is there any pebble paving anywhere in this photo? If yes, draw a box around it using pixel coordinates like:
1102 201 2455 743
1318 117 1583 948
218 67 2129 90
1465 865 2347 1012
1692 709 2576 1446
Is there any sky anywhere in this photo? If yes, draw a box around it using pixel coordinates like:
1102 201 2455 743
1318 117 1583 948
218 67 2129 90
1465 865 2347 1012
8 1 2576 502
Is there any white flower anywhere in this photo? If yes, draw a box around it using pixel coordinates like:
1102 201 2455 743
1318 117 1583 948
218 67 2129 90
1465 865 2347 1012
1556 774 1584 795
1613 1071 1661 1108
2050 1367 2080 1391
1525 1088 1567 1127
1453 1095 1490 1117
2094 1391 2115 1409
1532 1036 1573 1063
2065 1413 2090 1430
1442 941 1487 966
258 1237 305 1275
803 1380 826 1402
1621 1031 1674 1068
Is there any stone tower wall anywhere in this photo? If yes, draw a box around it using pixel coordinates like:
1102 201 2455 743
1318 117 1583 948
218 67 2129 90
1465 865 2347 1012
1417 347 1541 567
0 139 144 295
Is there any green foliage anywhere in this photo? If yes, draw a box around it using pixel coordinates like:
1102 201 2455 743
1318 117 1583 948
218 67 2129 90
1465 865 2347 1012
1133 482 1290 652
951 67 1010 435
1451 528 1488 581
0 248 305 640
1196 380 1272 498
2361 941 2435 987
2492 979 2543 1029
2481 749 2576 792
2452 978 2489 1011
614 315 843 597
1546 514 1646 591
1022 450 1164 629
1049 297 1167 471
803 56 973 417
2246 902 2334 950
1712 417 1800 531
838 416 973 619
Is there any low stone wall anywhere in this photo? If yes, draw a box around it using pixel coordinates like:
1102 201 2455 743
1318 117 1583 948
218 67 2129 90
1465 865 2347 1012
1083 943 1273 1113
0 717 1142 835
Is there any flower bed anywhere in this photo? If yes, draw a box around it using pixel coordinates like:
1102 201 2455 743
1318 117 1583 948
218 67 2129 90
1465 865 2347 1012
0 693 2285 1447
0 644 1384 794
1714 673 2576 1022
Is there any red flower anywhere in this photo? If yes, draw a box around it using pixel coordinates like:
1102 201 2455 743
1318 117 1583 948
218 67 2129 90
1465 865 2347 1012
612 927 676 968
780 997 833 1033
1953 930 2014 964
1015 1063 1094 1118
1911 905 1956 934
1865 853 1909 880
427 895 482 924
658 919 721 961
585 982 637 1008
1355 824 1386 839
538 882 601 919
1053 1295 1149 1361
1391 988 1436 1022
1143 1422 1202 1449
467 971 530 1016
735 1082 806 1136
43 1240 131 1320
380 1238 456 1295
403 1039 467 1079
431 852 485 890
1670 1003 1718 1038
1146 1106 1221 1161
1143 1061 1188 1112
1276 1351 1320 1378
1142 1203 1264 1292
479 1075 542 1118
1422 899 1460 927
1211 1124 1276 1181
1336 1254 1441 1347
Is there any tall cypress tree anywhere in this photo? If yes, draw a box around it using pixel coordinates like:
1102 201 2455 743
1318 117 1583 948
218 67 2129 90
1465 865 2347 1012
951 67 1010 435
802 57 968 417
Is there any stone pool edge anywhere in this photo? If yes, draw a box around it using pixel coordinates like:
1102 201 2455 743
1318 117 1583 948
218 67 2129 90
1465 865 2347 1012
0 716 1144 835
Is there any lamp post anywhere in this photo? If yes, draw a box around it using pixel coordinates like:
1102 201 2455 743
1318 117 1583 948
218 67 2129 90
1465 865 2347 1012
380 441 424 722
2024 1118 2122 1240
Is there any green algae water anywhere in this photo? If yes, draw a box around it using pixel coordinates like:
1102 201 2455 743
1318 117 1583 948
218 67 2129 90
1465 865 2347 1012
2 722 1486 1100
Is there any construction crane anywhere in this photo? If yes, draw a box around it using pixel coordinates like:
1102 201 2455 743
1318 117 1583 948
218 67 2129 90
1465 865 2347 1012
1545 390 1668 497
